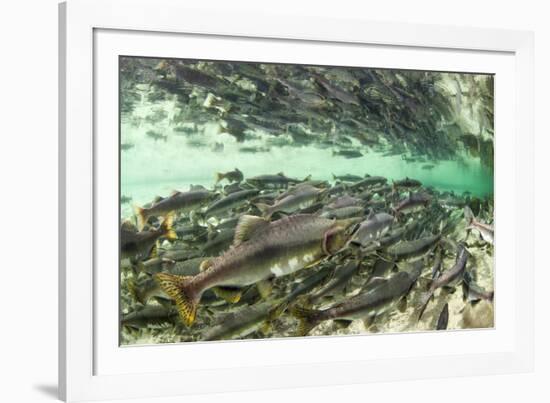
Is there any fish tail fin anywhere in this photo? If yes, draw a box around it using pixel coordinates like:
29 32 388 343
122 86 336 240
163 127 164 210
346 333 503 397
437 218 454 238
148 242 159 259
332 173 337 180
127 278 145 304
215 172 225 183
290 305 323 336
254 203 273 219
154 273 199 326
160 213 177 241
464 205 475 226
190 210 205 225
391 206 401 219
136 260 146 274
269 301 289 321
206 221 216 234
133 205 148 231
417 291 434 320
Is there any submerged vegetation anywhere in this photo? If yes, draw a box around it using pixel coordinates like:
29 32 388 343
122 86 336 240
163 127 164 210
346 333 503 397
119 58 494 345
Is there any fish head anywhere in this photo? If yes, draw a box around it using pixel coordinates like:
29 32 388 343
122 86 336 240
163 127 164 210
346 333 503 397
324 217 363 254
245 178 260 187
208 191 222 202
379 212 395 223
398 258 424 281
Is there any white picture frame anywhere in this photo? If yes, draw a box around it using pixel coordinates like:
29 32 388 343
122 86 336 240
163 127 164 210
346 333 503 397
59 0 534 401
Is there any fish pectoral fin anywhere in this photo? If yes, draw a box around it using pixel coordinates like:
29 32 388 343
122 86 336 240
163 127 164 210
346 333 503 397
363 313 376 328
397 296 408 313
148 242 159 259
127 278 143 304
274 211 289 219
259 320 273 335
154 297 173 309
290 305 323 336
467 294 482 303
253 203 272 218
304 258 323 269
207 230 218 241
416 276 433 291
417 291 434 321
212 286 242 303
442 285 457 294
268 302 288 321
341 285 352 296
333 319 353 329
461 283 470 301
189 210 200 224
233 215 269 246
373 252 393 263
256 279 273 299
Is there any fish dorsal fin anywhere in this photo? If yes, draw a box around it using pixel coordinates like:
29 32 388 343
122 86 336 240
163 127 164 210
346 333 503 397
190 184 206 191
121 220 137 233
153 195 164 203
277 172 285 176
170 190 181 197
397 295 408 312
233 215 269 246
463 205 475 222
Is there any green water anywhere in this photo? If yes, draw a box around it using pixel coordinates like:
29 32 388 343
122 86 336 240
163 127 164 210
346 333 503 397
121 124 492 214
120 58 493 216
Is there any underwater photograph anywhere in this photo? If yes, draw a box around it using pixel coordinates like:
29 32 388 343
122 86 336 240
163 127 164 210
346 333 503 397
119 56 495 345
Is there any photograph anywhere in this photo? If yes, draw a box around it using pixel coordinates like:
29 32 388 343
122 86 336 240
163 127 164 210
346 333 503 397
0 0 542 401
119 56 495 345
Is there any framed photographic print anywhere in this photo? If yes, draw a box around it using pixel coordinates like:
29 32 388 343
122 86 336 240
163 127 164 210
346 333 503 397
59 0 534 401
